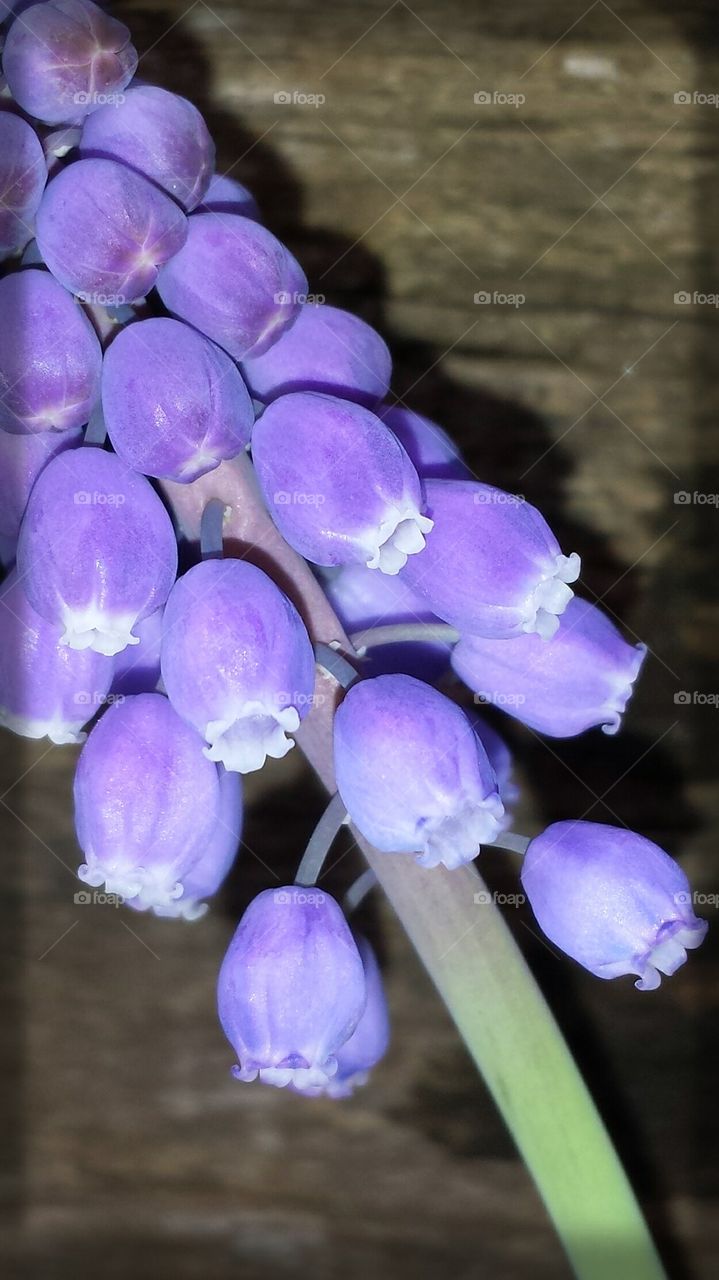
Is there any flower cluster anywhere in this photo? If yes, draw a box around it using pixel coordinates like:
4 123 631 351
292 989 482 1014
0 0 707 1106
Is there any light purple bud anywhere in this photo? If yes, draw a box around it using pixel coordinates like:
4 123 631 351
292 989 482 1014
521 821 708 990
317 936 390 1099
36 158 187 303
0 269 102 434
17 446 178 655
0 424 82 544
217 885 366 1090
0 569 113 743
321 562 451 681
160 558 315 773
2 0 137 125
0 112 46 259
79 85 214 211
452 598 647 738
468 712 519 816
102 317 254 481
334 674 504 869
198 172 260 220
156 211 307 360
252 392 433 574
74 692 221 909
379 404 469 479
241 304 391 408
401 479 580 639
110 606 163 696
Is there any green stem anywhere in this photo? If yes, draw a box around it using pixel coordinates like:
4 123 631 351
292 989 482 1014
160 456 667 1280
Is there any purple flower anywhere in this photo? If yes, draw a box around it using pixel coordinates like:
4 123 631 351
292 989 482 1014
252 392 433 574
452 597 647 737
79 85 215 212
102 317 254 482
521 821 708 990
379 404 469 479
401 479 580 639
334 674 504 869
198 173 260 220
316 936 390 1098
468 713 519 817
17 446 178 656
0 269 102 435
160 558 315 773
110 607 163 697
0 569 114 744
0 425 82 547
36 158 187 303
0 112 47 260
217 886 366 1090
2 0 137 125
74 692 222 909
241 304 392 408
156 211 307 360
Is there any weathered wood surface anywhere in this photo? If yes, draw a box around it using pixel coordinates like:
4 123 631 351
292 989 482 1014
2 1 719 1276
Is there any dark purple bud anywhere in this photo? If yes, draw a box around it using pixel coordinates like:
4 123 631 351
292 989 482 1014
2 0 137 125
0 111 46 259
102 317 254 481
521 821 708 990
452 597 647 737
401 479 580 639
0 268 102 434
36 158 187 303
79 85 215 211
198 172 260 220
217 886 366 1090
156 211 307 360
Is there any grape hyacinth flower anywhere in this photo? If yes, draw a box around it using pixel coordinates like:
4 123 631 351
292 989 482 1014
401 478 580 639
36 158 187 303
198 173 260 220
156 211 307 359
379 404 469 479
102 317 255 482
469 713 519 818
17 446 178 655
252 392 433 574
452 597 647 737
0 569 114 743
0 112 47 260
161 559 315 773
79 85 215 212
241 303 392 407
334 674 504 869
521 821 708 990
311 936 390 1099
73 692 221 909
110 607 163 697
0 425 82 546
0 269 102 434
2 0 137 126
217 886 366 1090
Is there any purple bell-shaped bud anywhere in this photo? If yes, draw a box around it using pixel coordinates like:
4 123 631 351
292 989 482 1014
217 886 366 1090
198 173 260 220
0 425 82 549
521 820 708 990
0 112 46 261
252 392 433 575
401 479 580 639
313 936 390 1099
379 404 469 479
334 674 504 869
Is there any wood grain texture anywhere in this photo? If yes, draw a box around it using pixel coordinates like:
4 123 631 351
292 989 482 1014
2 1 718 1276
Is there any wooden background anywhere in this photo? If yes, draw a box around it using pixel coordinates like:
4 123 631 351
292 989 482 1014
2 1 718 1276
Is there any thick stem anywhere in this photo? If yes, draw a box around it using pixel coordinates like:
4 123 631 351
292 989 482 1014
160 456 667 1280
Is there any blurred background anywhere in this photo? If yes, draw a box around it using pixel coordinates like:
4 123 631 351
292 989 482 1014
2 0 718 1276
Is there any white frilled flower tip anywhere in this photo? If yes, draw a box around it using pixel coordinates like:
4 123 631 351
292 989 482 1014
60 604 141 657
362 506 434 576
0 706 87 746
204 701 301 774
232 1058 340 1090
78 860 186 912
628 919 708 992
522 552 581 640
416 795 505 870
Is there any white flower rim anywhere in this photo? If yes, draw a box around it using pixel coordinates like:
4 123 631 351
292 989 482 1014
601 641 648 736
60 603 140 657
362 505 434 576
204 699 301 774
521 552 581 640
416 792 505 870
0 704 87 745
